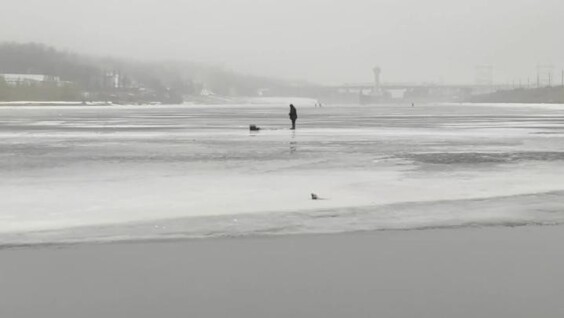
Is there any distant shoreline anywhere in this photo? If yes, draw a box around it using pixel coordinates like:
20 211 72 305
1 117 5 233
1 99 563 107
0 97 319 107
0 101 113 107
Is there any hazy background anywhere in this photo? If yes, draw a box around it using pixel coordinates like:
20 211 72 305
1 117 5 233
1 0 563 85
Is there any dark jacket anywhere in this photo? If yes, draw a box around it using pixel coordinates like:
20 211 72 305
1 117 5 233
289 106 298 120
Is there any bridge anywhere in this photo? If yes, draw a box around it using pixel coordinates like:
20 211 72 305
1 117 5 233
321 67 513 103
264 67 514 104
331 82 511 91
334 67 510 92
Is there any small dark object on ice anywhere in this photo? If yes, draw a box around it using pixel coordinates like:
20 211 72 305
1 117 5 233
311 193 319 200
249 125 261 131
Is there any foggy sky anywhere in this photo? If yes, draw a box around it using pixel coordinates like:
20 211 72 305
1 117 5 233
1 0 563 85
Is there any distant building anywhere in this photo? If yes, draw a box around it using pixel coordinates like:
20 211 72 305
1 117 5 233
200 88 215 96
104 71 120 89
0 73 62 86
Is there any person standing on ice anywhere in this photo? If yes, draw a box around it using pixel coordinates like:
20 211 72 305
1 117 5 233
289 104 298 130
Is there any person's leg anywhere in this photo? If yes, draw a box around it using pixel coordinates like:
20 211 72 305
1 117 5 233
292 119 296 129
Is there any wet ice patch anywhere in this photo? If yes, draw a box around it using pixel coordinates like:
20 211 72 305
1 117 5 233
2 191 564 247
405 152 564 165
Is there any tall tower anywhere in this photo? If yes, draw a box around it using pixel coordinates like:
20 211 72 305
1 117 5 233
373 66 381 90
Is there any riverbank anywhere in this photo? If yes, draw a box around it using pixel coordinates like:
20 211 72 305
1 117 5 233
0 101 113 106
469 87 564 104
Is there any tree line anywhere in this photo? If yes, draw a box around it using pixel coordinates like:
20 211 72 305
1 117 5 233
0 42 298 103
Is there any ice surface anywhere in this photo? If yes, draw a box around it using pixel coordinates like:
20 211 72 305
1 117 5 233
2 103 564 246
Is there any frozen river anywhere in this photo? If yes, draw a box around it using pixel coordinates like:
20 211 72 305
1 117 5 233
2 102 564 245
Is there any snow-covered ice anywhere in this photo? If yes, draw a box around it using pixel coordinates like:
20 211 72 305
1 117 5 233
2 103 564 245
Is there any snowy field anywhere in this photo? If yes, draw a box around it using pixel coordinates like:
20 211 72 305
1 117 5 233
2 102 564 246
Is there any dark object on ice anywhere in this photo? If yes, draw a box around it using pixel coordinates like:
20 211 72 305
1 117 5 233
311 193 319 200
289 104 298 130
249 124 261 131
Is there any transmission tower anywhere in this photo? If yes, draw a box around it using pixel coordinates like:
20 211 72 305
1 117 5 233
536 64 554 87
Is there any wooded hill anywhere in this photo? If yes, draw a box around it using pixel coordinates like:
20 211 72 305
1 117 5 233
0 42 299 103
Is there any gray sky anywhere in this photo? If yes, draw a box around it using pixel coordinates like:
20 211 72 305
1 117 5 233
1 0 563 84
